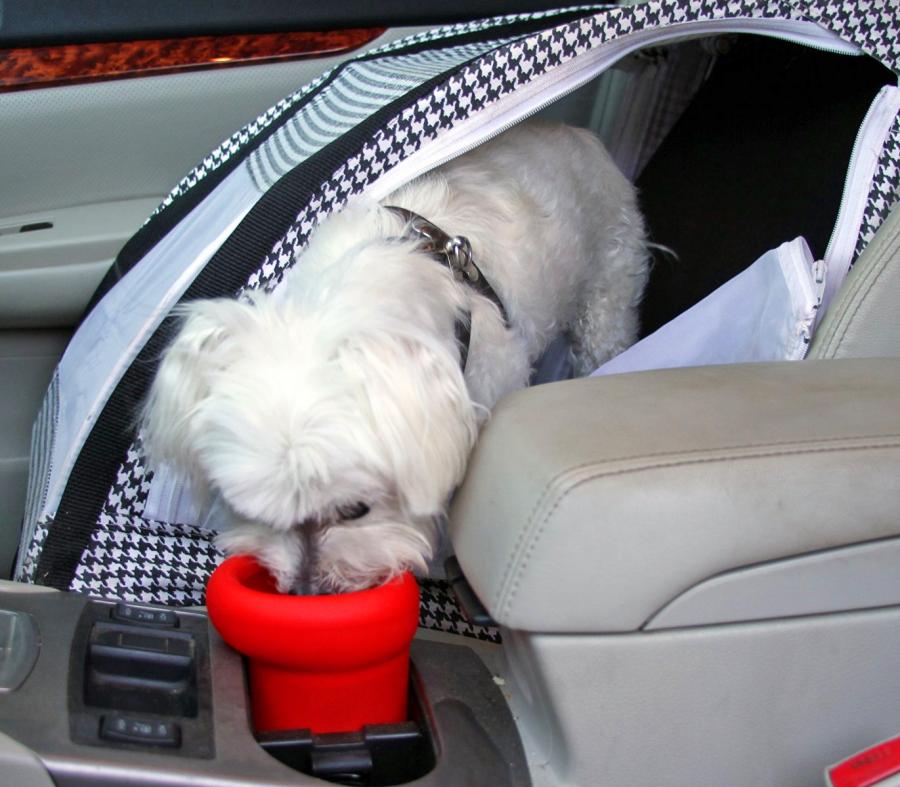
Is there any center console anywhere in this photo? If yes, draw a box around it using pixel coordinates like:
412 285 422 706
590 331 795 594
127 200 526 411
0 583 530 786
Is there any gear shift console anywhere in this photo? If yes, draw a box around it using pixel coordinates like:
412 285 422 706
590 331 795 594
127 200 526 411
0 583 530 786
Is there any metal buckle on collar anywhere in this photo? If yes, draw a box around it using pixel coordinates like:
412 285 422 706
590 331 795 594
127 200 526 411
444 235 479 283
387 207 480 283
385 204 507 322
383 204 509 373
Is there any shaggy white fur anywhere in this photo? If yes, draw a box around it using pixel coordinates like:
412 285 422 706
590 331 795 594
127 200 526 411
142 120 648 594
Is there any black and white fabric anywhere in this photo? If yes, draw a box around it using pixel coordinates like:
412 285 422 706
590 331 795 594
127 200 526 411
804 0 900 73
854 113 900 263
147 7 605 224
17 0 900 642
245 41 525 193
419 580 502 643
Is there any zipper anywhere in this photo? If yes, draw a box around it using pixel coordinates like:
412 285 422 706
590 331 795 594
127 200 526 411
804 257 829 357
812 258 828 305
779 237 817 312
818 85 900 322
366 15 859 200
776 237 819 359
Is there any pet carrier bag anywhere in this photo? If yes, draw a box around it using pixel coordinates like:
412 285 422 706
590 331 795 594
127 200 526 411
15 0 899 635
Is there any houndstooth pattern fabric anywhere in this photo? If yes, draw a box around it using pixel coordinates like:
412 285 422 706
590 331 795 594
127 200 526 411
43 0 898 629
16 521 48 584
804 0 900 73
854 113 900 263
65 438 226 604
103 442 153 521
71 514 223 605
419 580 502 643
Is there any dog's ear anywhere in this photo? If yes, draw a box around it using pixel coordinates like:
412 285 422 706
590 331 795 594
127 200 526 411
347 334 478 517
141 299 245 471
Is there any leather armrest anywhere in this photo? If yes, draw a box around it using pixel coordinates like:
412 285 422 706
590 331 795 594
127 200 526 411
449 359 900 632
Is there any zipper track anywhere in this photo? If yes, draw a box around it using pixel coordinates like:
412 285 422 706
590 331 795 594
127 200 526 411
366 15 860 201
819 84 900 319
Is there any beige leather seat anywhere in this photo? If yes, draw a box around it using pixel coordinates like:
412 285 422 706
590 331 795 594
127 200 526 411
449 206 900 787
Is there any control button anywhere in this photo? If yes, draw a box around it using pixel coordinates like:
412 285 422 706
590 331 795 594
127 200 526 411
100 715 181 747
111 603 178 628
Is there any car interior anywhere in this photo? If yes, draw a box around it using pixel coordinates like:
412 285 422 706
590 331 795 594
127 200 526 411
0 2 899 786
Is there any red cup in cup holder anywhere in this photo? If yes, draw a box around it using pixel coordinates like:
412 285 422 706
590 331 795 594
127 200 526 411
206 555 420 734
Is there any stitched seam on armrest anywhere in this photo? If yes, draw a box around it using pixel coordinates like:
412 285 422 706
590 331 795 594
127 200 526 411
499 439 900 621
493 473 563 610
492 430 900 610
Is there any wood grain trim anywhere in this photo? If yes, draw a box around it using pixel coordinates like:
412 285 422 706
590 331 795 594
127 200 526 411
0 29 386 92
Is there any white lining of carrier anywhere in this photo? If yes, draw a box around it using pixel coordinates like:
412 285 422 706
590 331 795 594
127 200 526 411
594 238 821 376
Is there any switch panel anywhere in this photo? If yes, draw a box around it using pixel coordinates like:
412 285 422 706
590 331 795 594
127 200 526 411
100 714 181 748
69 600 214 759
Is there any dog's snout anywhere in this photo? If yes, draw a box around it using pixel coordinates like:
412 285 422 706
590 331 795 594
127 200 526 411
294 518 325 595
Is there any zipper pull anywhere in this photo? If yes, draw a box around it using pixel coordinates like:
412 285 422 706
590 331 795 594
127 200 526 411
811 258 829 331
812 258 827 303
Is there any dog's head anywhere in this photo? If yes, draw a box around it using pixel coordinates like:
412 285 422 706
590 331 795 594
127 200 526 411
142 240 478 593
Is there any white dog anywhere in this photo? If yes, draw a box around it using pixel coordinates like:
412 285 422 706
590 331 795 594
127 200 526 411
142 121 648 594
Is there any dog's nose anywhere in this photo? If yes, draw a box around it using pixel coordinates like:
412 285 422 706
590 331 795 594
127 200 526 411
294 519 325 595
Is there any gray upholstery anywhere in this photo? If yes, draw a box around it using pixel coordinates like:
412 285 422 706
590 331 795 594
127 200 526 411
812 205 900 359
644 536 900 629
449 210 900 787
506 609 900 787
450 358 900 632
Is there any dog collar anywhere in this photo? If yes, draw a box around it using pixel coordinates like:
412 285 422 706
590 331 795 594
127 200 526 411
385 206 509 370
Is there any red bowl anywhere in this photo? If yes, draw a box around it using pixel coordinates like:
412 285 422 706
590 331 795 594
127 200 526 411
206 555 420 733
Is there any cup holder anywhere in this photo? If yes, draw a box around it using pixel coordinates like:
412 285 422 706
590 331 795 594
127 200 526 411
206 555 529 785
255 667 436 786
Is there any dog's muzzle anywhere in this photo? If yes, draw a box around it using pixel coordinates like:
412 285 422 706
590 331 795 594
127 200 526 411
295 519 324 595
